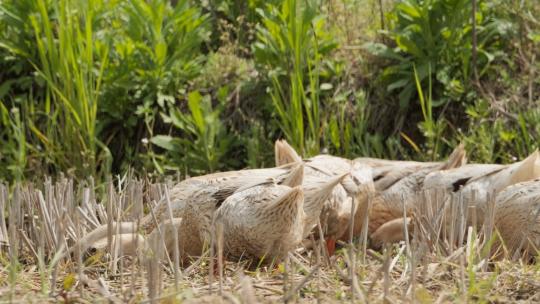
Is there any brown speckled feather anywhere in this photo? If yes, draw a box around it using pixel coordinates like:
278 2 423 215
494 179 540 257
214 184 305 262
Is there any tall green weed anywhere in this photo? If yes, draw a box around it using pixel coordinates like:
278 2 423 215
151 90 235 175
254 0 336 156
365 0 512 109
99 0 209 172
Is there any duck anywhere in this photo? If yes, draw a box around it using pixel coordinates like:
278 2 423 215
421 150 540 227
370 150 540 249
354 157 444 191
213 178 305 263
493 179 540 259
74 163 305 264
300 173 351 239
301 155 374 243
140 163 309 263
211 161 353 262
305 172 357 254
76 162 351 263
276 140 476 245
274 139 375 253
368 144 467 248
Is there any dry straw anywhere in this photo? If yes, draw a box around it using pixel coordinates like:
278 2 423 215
0 177 539 302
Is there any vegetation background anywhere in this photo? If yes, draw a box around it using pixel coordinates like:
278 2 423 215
0 0 539 182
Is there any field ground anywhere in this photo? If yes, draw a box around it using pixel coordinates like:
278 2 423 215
1 179 539 303
2 246 540 303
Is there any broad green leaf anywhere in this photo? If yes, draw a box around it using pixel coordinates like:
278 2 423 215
188 91 205 133
499 129 516 142
528 32 540 43
155 40 167 65
397 3 421 19
388 78 409 91
398 85 414 109
150 135 177 151
0 80 13 99
362 42 405 61
329 117 340 149
396 36 423 57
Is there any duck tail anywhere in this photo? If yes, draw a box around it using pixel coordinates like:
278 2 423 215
304 173 349 219
281 163 304 187
342 164 374 195
265 186 304 217
462 150 540 195
275 139 302 166
509 149 540 185
440 143 467 170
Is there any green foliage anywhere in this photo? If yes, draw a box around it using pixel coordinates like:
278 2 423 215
413 64 447 160
365 0 511 109
460 100 539 163
0 0 538 180
0 0 210 179
0 103 26 181
1 0 112 178
254 0 337 156
99 0 209 172
200 0 281 49
151 90 235 175
31 0 111 177
362 0 538 162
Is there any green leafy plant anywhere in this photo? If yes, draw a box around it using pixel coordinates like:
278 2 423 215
0 0 537 180
412 64 447 160
364 0 511 109
99 0 209 172
0 103 26 181
459 100 539 163
0 0 210 178
253 0 336 156
0 0 117 178
151 90 235 175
